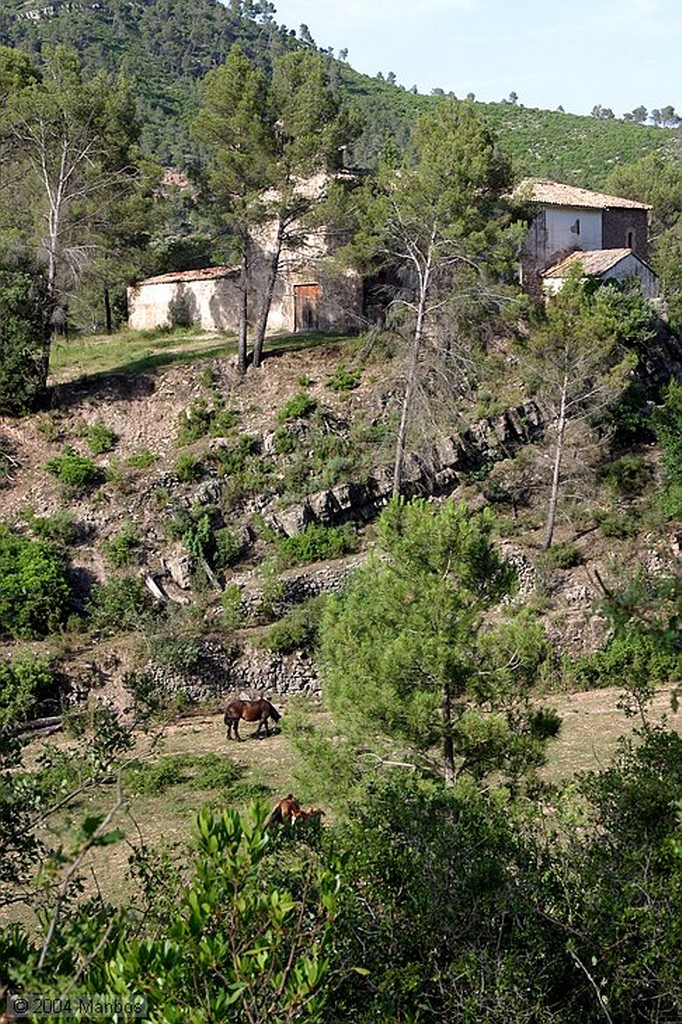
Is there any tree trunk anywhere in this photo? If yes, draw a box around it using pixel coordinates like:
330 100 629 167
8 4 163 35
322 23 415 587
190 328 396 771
544 375 568 549
104 286 112 334
442 680 456 786
252 217 284 369
237 242 249 375
392 232 435 496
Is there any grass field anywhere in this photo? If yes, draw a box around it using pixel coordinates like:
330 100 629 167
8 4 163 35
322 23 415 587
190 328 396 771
48 327 356 382
9 686 675 914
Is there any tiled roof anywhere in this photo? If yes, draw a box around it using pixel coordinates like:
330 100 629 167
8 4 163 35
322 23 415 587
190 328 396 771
542 248 638 277
516 178 651 211
137 266 237 286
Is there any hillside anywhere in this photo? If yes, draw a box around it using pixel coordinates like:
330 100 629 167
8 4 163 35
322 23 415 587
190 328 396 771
1 324 681 1021
1 327 679 698
1 0 680 184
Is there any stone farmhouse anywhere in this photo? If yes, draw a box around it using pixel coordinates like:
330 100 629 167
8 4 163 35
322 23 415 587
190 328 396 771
128 172 363 335
517 179 658 299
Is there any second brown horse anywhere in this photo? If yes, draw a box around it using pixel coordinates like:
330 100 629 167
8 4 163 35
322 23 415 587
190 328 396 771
223 697 281 741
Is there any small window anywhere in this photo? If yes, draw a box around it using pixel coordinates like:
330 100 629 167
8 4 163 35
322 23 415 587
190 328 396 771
626 230 635 248
570 218 581 236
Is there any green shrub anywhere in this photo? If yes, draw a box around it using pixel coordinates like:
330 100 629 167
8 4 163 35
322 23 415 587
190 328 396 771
44 447 100 493
0 256 50 416
0 655 57 728
0 524 72 638
127 752 242 795
176 398 238 446
272 426 298 455
175 453 204 483
150 636 202 673
212 435 271 507
127 755 186 795
652 379 682 518
220 583 243 629
275 522 358 568
176 398 213 445
537 542 582 571
101 523 141 567
600 454 654 496
188 753 241 791
277 391 317 424
26 508 79 546
598 511 640 538
213 434 260 475
126 448 157 469
86 576 152 634
85 422 117 455
263 596 327 654
568 629 681 691
326 363 361 392
213 526 241 570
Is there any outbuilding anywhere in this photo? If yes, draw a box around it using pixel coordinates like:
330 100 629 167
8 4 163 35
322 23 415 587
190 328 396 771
541 248 658 298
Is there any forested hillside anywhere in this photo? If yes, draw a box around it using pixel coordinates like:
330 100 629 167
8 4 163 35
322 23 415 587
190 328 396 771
1 0 680 182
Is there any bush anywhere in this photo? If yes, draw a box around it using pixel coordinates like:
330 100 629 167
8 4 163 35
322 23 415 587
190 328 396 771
26 508 79 547
212 435 271 507
176 399 238 446
213 526 241 570
263 597 326 654
537 542 581 570
127 754 186 795
652 379 682 518
86 576 152 634
44 447 100 493
597 511 640 538
126 752 242 795
326 364 361 392
101 523 141 567
175 453 204 483
149 636 203 673
277 391 317 424
568 629 681 691
0 255 51 416
0 524 72 638
126 448 157 469
0 655 58 728
600 454 653 496
85 422 117 455
275 523 358 568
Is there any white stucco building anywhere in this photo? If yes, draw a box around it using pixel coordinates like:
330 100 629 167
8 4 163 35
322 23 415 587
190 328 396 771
127 171 363 335
541 248 658 298
516 179 656 299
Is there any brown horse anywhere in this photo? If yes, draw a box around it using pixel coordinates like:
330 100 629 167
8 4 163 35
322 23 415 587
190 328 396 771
223 697 281 741
267 793 326 828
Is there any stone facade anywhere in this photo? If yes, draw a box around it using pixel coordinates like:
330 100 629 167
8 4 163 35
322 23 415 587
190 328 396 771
601 207 650 259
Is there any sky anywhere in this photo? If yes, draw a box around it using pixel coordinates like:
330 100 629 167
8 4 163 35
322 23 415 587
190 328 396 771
270 0 681 119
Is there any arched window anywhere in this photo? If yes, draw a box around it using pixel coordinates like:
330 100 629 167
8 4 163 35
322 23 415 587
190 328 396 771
626 229 635 249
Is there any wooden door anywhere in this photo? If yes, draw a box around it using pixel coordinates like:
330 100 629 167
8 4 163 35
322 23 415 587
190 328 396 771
294 283 320 332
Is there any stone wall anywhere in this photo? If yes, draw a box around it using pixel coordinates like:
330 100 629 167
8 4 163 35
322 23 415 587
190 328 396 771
602 207 650 260
146 637 322 704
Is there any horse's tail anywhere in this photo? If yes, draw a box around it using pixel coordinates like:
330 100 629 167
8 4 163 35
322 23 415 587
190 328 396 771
269 702 282 722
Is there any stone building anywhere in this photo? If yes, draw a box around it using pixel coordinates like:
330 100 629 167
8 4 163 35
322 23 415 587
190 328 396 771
516 179 656 298
127 171 363 334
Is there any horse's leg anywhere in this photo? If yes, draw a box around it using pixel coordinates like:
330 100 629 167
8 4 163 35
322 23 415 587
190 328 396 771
234 719 243 741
